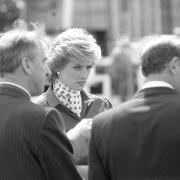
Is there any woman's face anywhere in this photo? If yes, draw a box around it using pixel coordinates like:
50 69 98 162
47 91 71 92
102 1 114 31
58 58 95 91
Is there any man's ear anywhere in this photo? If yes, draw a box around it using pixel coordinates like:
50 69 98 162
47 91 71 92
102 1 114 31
21 57 32 75
169 57 180 74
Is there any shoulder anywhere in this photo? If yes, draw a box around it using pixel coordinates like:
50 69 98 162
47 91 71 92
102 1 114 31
16 100 64 134
92 98 136 131
26 100 58 118
92 92 180 129
31 87 59 107
39 105 65 132
30 101 65 130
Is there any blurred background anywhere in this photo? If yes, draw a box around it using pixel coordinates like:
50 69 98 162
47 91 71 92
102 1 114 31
1 0 180 105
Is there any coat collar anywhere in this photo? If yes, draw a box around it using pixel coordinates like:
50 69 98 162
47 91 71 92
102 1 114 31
44 86 94 107
0 83 30 100
38 86 96 118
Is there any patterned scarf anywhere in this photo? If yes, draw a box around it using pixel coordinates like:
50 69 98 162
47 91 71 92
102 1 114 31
53 79 82 117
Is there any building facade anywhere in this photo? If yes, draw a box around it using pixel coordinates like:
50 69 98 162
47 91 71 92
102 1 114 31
22 0 180 55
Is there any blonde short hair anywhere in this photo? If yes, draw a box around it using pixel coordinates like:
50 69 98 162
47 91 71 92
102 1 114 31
46 28 102 74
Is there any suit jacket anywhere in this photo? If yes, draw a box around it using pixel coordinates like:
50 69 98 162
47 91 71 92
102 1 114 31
0 83 82 180
89 87 180 180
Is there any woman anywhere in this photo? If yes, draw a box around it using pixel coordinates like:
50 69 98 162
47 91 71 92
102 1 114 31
33 28 112 165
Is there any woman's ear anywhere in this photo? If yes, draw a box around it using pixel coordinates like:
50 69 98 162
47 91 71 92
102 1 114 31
21 57 32 75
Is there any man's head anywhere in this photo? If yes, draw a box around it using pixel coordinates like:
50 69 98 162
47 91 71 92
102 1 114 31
0 20 50 96
141 36 180 92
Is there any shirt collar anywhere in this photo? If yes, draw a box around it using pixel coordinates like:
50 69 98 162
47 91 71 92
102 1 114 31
0 82 31 97
141 81 174 90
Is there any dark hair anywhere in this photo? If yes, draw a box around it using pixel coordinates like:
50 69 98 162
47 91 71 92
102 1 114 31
141 38 180 77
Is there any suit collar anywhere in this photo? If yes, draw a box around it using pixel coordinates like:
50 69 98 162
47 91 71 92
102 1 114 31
0 83 30 100
142 81 174 90
0 82 31 97
134 86 177 99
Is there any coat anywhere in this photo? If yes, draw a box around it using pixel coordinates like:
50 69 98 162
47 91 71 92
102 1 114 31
33 87 112 131
32 87 112 165
89 87 180 180
0 83 82 180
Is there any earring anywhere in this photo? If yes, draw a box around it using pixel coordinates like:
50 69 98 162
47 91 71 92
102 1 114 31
56 72 61 79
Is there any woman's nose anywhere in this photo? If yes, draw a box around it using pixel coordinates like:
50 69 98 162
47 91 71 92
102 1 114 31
82 68 89 76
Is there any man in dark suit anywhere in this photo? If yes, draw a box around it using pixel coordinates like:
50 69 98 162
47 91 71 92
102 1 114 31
0 21 82 180
89 36 180 180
